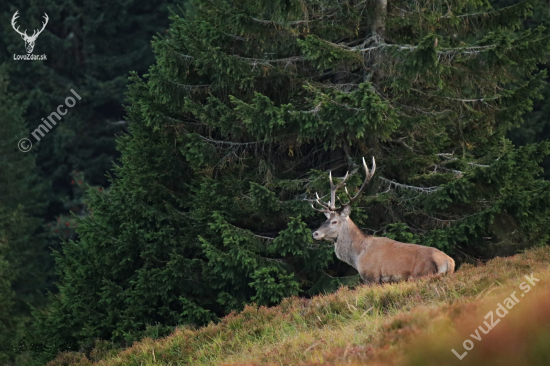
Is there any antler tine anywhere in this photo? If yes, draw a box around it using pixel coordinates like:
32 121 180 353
11 11 27 37
315 192 331 210
329 171 349 189
40 13 49 30
310 203 332 214
33 13 48 38
344 186 352 201
345 156 376 206
371 156 376 177
328 171 335 209
329 170 349 210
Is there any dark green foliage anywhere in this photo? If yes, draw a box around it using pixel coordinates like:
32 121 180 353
0 69 48 364
0 2 179 359
492 0 550 178
0 0 177 199
33 0 550 359
0 0 179 304
46 171 101 243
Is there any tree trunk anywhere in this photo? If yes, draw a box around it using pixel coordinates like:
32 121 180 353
372 0 387 38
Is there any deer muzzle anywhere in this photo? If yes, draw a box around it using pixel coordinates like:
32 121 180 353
312 231 324 240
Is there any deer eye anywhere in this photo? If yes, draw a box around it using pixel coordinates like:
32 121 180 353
331 220 338 225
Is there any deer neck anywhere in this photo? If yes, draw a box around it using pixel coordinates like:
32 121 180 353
335 218 369 269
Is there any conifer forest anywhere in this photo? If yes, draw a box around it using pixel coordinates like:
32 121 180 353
2 0 550 365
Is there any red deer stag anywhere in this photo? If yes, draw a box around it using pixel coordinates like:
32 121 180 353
311 157 455 284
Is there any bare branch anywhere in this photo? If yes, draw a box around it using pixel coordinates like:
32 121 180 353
468 162 489 168
411 88 502 103
379 177 442 193
198 135 265 147
236 55 305 69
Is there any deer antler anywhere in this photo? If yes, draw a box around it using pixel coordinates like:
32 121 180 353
310 192 332 215
343 157 376 206
29 13 48 40
311 157 376 213
328 170 349 210
11 11 28 38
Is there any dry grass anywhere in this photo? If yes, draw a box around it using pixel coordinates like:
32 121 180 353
48 246 550 366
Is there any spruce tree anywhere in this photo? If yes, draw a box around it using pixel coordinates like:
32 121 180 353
0 68 47 363
34 0 550 356
493 0 550 178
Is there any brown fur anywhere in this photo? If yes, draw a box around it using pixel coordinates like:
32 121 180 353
313 209 455 285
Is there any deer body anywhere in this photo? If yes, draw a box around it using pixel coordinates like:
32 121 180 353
311 157 455 285
323 214 454 284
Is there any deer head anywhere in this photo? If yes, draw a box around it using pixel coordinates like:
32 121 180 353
311 157 376 241
12 11 49 54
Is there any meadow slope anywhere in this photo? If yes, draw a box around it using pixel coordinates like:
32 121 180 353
50 246 550 366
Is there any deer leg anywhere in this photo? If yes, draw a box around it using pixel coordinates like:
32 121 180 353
359 270 378 285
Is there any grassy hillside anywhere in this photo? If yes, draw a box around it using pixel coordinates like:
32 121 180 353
49 246 550 366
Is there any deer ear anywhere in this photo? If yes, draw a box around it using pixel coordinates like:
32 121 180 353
324 212 331 218
341 205 352 217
